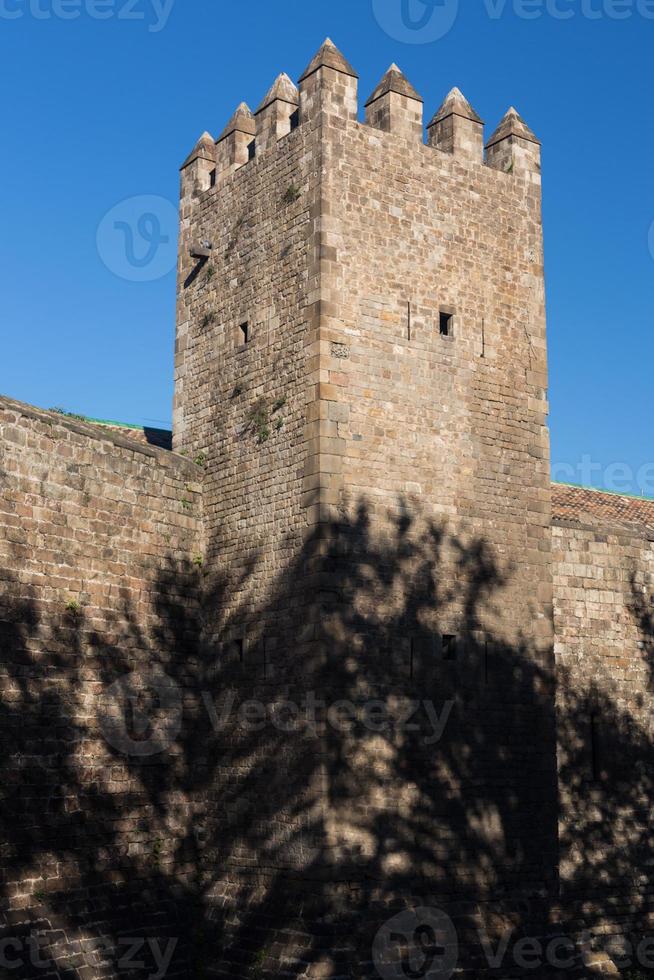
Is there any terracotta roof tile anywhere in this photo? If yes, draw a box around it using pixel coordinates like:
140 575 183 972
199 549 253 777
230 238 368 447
552 483 654 535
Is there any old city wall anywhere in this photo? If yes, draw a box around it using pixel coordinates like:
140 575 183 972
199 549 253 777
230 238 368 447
0 394 204 978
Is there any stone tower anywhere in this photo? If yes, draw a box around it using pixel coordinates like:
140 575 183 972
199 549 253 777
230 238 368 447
174 39 557 972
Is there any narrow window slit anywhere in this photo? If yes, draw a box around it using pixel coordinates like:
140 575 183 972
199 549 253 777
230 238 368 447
442 635 457 661
590 713 601 782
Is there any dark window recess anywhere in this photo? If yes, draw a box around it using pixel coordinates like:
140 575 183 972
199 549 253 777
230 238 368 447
440 312 454 337
290 109 300 131
209 168 217 188
240 322 250 345
235 638 244 663
442 635 457 661
247 139 256 161
590 713 601 781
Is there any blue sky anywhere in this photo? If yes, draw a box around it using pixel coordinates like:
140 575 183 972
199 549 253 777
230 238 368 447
1 0 652 493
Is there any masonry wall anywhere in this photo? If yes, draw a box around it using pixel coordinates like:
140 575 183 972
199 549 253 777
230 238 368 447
171 90 347 979
171 65 567 979
174 102 324 667
0 396 204 979
553 493 654 962
308 101 557 904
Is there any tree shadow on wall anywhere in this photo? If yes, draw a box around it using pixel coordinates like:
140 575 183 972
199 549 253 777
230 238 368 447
0 501 653 978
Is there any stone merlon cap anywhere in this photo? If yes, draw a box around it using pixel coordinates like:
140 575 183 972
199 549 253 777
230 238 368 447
428 87 483 128
216 102 256 144
298 37 358 83
255 73 300 114
180 131 216 170
365 63 423 107
486 106 540 148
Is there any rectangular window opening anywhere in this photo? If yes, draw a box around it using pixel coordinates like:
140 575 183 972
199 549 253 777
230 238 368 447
235 638 244 663
290 109 300 132
590 713 601 782
440 312 454 337
442 635 457 662
247 139 256 161
209 168 217 188
240 322 250 345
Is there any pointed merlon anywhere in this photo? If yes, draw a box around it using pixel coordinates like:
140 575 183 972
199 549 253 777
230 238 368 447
486 106 540 148
256 73 300 114
365 63 423 107
299 37 358 83
216 102 256 144
428 87 483 128
180 131 216 170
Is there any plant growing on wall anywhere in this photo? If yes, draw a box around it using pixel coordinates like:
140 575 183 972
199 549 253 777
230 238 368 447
246 395 287 445
282 183 302 205
248 399 270 444
51 407 87 422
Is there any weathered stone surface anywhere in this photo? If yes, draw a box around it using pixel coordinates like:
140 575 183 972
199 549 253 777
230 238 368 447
0 39 652 980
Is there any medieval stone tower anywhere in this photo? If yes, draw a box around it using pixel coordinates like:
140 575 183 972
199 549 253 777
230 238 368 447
173 38 558 969
2 34 653 980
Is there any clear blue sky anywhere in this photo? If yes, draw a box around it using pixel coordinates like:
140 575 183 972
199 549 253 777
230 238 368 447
1 0 652 493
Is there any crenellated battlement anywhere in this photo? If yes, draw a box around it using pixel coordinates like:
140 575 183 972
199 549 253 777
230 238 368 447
179 37 541 208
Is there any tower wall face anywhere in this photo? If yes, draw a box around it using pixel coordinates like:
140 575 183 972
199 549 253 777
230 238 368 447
310 108 557 894
175 115 324 653
174 57 559 973
320 114 551 654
